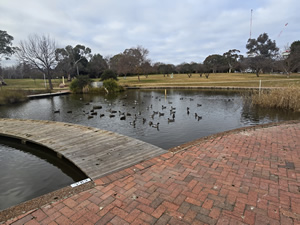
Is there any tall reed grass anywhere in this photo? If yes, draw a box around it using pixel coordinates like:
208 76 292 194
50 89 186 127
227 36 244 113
250 86 300 112
0 89 28 105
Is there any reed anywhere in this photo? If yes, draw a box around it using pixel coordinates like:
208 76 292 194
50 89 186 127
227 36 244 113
250 86 300 112
0 89 28 105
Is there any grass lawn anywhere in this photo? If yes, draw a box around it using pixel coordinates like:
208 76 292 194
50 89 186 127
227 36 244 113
1 73 300 93
118 73 300 88
1 78 69 93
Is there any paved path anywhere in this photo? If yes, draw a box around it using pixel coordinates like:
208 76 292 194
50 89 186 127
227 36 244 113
3 121 300 224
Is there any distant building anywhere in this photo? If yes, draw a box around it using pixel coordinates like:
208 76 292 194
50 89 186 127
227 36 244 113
282 50 290 58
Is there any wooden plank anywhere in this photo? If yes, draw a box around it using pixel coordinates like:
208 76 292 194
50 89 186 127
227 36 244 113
0 119 166 180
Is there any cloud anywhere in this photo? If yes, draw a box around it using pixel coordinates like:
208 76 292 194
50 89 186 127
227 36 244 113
0 0 299 67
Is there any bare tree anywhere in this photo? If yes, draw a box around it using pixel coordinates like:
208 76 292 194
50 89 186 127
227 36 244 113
16 34 57 89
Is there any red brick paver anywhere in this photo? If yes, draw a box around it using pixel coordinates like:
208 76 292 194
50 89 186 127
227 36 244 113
4 122 300 224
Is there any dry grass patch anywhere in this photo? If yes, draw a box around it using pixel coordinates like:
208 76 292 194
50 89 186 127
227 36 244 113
250 86 300 112
118 73 300 88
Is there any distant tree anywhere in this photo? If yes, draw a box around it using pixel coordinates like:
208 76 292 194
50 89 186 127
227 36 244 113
17 34 57 89
277 41 300 77
55 44 92 79
0 30 16 60
203 54 228 73
123 46 150 81
246 33 279 77
88 54 108 78
223 49 241 73
101 69 117 81
0 30 17 83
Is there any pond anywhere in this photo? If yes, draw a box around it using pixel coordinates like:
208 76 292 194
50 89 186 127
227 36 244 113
1 89 299 150
0 89 299 210
0 136 87 211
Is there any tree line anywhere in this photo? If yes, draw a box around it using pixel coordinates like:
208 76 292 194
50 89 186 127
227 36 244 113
0 30 300 89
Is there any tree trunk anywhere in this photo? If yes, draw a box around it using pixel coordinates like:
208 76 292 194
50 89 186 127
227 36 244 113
47 70 53 90
256 71 260 77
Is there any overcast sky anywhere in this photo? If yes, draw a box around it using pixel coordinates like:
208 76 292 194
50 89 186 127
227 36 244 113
1 0 299 67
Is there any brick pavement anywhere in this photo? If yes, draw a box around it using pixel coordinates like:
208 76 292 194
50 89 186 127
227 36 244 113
3 122 300 225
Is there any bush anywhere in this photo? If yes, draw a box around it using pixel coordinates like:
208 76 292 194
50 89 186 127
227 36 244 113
70 75 91 93
103 79 124 93
101 69 118 81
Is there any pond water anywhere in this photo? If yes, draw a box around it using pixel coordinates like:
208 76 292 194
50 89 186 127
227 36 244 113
1 89 299 150
0 89 299 210
0 136 87 211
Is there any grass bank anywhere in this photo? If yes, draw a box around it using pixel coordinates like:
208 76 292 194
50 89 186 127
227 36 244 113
118 73 300 88
0 89 28 105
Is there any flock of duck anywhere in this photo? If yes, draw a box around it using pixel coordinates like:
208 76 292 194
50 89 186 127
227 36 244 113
53 94 205 131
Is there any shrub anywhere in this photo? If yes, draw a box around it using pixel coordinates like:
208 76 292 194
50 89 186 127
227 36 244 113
101 69 118 81
70 75 91 93
103 79 124 93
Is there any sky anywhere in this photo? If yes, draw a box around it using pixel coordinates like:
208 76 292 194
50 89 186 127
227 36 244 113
0 0 299 67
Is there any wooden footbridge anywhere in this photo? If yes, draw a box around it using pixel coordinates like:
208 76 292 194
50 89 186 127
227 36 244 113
0 118 166 180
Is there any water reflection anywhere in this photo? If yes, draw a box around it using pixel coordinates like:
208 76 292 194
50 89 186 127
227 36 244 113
0 89 299 149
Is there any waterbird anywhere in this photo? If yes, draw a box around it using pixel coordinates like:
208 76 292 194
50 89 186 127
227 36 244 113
99 114 105 118
67 110 72 113
168 118 175 123
109 114 115 118
88 115 93 119
152 122 160 129
54 109 60 113
120 115 126 120
197 104 202 107
159 112 164 117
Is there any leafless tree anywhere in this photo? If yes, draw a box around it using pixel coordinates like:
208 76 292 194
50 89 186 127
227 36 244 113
16 34 57 89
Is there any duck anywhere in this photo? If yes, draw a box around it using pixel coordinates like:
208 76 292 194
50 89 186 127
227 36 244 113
88 115 93 119
91 112 97 116
168 118 175 123
120 115 126 120
159 112 164 117
152 123 160 129
162 105 167 110
149 121 153 126
197 104 202 107
143 118 147 124
54 109 60 113
197 116 202 121
99 114 105 118
109 114 115 118
67 110 72 113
